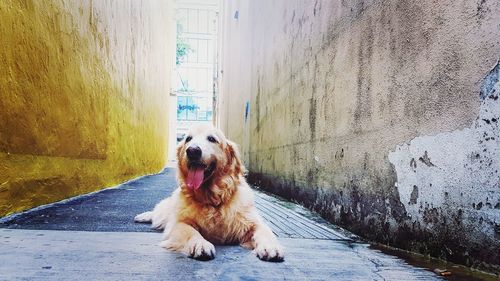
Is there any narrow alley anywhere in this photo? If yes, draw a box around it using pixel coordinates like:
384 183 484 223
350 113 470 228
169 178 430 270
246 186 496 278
1 0 499 280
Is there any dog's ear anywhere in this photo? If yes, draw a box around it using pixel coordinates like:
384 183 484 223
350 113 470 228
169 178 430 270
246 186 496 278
225 140 244 175
176 142 184 163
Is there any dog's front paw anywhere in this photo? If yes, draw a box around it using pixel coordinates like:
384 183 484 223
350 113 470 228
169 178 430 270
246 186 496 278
254 242 284 262
134 211 153 223
187 238 216 261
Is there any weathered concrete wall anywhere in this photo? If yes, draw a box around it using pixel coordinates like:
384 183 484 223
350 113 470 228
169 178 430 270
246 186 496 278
218 0 500 272
0 0 174 216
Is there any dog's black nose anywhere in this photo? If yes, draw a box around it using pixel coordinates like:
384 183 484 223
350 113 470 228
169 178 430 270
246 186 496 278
186 145 202 160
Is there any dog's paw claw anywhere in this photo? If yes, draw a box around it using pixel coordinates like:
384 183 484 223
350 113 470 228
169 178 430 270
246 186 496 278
254 243 284 262
188 239 216 261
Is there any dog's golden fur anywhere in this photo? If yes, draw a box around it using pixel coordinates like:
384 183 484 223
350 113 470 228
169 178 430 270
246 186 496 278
135 124 284 261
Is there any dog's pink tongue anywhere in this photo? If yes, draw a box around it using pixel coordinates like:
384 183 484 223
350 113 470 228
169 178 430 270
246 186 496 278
186 168 204 190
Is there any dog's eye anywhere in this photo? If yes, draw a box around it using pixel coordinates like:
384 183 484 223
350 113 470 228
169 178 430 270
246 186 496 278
207 136 218 143
185 136 192 143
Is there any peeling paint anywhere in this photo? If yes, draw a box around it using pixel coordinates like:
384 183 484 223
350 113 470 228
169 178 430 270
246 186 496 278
389 61 500 268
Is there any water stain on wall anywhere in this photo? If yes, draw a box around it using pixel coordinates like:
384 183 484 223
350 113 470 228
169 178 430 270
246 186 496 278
218 0 500 273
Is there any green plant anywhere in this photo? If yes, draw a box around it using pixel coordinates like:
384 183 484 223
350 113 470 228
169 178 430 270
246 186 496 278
176 38 193 66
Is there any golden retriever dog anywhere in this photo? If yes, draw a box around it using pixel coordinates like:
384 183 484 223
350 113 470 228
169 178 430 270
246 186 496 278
134 124 284 262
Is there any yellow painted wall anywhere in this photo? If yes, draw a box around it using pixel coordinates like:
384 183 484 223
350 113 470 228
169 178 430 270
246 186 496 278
0 0 175 217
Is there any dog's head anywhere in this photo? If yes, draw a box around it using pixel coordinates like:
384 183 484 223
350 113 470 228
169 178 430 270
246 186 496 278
177 123 243 192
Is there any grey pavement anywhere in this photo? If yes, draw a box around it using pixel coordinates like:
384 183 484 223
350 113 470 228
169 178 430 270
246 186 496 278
0 168 442 280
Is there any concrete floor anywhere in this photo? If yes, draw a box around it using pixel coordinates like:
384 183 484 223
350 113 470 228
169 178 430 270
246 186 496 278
0 168 442 280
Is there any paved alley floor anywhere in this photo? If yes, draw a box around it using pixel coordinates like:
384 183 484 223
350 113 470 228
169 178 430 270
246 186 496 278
0 168 442 280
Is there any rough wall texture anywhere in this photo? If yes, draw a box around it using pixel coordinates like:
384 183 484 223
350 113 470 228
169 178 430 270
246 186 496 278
218 0 500 272
0 0 174 216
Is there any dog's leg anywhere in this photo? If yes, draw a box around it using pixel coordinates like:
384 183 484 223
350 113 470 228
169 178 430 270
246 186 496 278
134 211 153 223
134 197 174 229
252 222 284 262
160 222 216 261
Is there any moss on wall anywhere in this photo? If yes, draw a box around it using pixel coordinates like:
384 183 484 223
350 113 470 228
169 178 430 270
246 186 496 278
0 0 174 216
